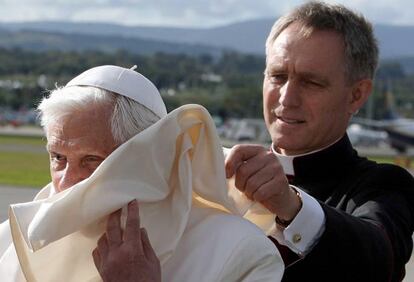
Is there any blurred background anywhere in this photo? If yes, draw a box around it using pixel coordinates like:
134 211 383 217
0 1 413 279
1 0 414 187
0 0 413 183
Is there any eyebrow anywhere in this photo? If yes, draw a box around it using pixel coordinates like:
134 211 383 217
298 71 330 85
46 140 67 153
46 143 56 152
46 142 115 159
265 63 284 72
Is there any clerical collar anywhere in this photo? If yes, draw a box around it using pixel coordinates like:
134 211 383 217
271 137 342 176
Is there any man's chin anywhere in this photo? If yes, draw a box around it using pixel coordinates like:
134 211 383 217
271 129 300 145
272 137 307 155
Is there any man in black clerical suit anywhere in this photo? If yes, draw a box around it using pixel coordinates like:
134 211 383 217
225 1 414 281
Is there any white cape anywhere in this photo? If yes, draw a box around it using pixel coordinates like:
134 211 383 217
0 104 283 281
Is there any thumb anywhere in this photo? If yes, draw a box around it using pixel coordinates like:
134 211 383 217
224 144 265 178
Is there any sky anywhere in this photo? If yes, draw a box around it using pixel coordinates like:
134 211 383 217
0 0 413 28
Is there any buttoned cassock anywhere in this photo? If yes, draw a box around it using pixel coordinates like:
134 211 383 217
275 135 414 282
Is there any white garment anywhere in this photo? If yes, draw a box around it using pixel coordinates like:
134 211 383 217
0 104 283 282
269 147 326 255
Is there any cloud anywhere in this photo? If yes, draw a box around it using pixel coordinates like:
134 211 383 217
327 0 414 25
0 0 413 26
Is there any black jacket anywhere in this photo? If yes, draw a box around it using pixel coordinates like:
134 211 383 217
279 135 414 282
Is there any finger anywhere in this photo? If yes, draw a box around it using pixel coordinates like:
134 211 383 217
124 200 141 248
253 179 289 214
234 148 277 192
244 165 275 199
241 152 283 197
106 208 123 246
92 248 101 269
251 178 279 203
96 233 109 259
234 159 266 193
225 144 266 178
141 228 158 261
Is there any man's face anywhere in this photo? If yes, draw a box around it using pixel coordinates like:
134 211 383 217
263 23 357 155
46 104 117 192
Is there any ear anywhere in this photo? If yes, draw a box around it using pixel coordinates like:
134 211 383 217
348 79 372 115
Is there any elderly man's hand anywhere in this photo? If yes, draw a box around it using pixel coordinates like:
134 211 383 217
92 200 161 282
225 144 301 222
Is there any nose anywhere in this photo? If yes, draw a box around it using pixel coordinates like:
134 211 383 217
57 163 90 192
279 80 301 107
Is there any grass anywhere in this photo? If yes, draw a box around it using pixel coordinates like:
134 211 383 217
0 151 50 188
0 135 49 188
368 156 397 164
0 135 412 188
0 135 46 146
370 156 414 170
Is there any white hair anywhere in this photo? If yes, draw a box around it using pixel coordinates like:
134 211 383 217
37 86 161 144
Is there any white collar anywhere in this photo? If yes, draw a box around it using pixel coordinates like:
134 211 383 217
271 137 342 176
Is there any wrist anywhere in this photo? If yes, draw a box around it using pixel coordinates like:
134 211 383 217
275 187 302 227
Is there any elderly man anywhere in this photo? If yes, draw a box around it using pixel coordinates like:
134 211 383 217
225 2 414 281
0 65 284 281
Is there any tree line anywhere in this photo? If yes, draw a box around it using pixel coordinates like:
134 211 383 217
0 48 413 121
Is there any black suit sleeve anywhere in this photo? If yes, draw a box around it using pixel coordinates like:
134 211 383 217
282 165 414 282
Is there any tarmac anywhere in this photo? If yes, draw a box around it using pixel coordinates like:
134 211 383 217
0 185 39 221
0 185 413 280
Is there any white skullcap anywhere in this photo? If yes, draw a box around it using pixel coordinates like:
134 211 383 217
66 65 167 118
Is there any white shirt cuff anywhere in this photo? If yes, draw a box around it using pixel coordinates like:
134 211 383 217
270 186 325 256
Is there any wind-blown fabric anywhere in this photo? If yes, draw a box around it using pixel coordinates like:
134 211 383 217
0 104 283 281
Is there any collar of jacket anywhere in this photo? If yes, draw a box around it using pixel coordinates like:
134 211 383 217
291 134 357 181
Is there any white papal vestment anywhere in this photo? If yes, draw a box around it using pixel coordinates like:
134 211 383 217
0 105 284 281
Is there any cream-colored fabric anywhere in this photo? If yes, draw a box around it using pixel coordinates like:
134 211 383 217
0 104 282 281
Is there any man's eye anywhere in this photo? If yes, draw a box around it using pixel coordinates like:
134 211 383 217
308 80 319 86
51 154 65 162
84 156 104 169
85 156 102 163
303 79 324 88
268 74 287 85
50 153 66 170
